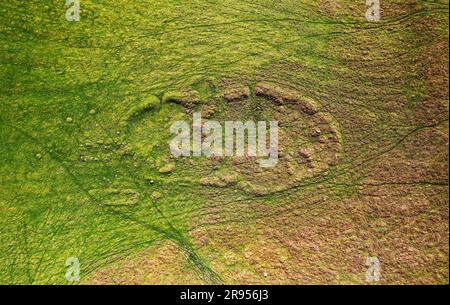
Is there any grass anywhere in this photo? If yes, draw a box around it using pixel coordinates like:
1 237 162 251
0 0 448 284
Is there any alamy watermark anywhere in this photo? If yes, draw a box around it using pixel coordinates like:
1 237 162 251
366 0 380 22
65 1 379 23
170 113 279 168
365 256 381 283
65 256 80 282
66 0 80 22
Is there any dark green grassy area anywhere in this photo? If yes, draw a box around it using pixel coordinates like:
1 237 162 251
0 0 448 284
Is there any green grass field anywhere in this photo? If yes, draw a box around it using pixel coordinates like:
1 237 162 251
0 0 448 284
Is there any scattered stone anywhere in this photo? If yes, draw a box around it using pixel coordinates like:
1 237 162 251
223 251 238 266
254 82 295 104
66 117 73 123
298 149 311 159
202 105 216 118
121 95 160 126
285 154 293 162
151 191 161 200
162 90 201 108
199 173 237 188
254 82 318 114
144 177 155 184
88 188 139 206
89 109 96 115
222 85 250 102
221 174 237 185
311 128 321 137
298 97 319 115
159 163 175 174
200 177 227 188
287 165 295 175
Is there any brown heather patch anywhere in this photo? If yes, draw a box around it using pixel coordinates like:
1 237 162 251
84 241 204 285
188 182 448 284
319 0 421 20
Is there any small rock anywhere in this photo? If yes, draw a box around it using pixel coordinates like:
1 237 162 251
311 128 321 137
151 191 161 200
66 117 73 123
159 163 175 174
36 153 42 160
285 154 293 162
298 149 311 159
287 166 295 175
222 86 250 102
89 109 96 115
